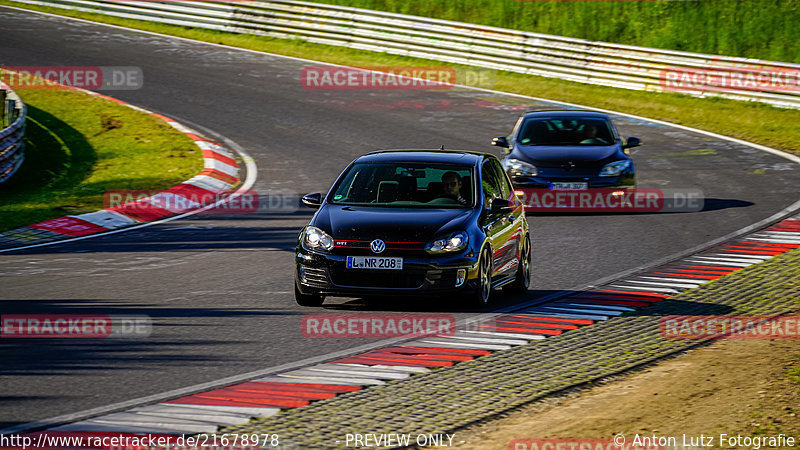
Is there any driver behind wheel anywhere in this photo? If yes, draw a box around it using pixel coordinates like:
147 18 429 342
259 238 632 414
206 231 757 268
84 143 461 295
441 171 468 205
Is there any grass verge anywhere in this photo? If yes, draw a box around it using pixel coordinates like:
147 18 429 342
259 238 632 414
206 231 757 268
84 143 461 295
2 1 800 159
0 88 201 231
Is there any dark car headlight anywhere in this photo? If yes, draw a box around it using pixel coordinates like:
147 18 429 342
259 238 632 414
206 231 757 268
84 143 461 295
599 160 631 177
425 231 468 254
302 226 334 251
502 158 538 177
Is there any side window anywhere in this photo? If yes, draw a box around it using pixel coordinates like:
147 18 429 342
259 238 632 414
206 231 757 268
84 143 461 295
490 159 511 199
481 161 501 208
509 116 525 144
481 159 511 208
607 120 620 141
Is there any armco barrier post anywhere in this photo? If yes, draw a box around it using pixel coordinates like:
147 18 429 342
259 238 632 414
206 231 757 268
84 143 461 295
0 89 6 127
0 87 26 184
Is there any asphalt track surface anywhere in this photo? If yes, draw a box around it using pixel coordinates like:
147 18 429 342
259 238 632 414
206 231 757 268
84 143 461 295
0 7 798 428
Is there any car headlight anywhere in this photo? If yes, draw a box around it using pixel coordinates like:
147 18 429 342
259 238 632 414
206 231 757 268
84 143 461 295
599 160 631 177
303 226 334 251
502 158 538 177
425 231 468 254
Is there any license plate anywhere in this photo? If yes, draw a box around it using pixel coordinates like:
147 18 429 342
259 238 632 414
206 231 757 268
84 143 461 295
346 256 403 270
549 182 588 190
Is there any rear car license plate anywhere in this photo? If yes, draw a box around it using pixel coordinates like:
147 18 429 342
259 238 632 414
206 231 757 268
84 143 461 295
346 256 403 270
549 182 588 190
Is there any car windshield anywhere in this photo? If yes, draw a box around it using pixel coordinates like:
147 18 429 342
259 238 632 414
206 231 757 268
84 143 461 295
329 162 475 208
517 117 615 146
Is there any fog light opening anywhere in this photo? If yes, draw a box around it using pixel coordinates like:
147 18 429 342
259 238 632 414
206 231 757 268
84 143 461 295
455 269 467 287
299 266 308 283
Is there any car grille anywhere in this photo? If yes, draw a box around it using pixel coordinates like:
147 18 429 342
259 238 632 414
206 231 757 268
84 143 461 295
329 269 458 289
330 268 426 289
332 240 426 257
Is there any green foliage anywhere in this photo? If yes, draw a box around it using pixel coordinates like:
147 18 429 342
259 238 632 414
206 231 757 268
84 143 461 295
316 0 800 63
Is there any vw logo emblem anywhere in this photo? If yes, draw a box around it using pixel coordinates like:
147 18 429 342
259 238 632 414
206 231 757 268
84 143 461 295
370 239 386 254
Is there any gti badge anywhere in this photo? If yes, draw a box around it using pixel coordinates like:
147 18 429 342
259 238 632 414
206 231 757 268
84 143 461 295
370 239 386 254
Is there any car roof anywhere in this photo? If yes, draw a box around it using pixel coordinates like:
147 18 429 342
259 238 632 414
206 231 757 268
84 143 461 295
522 109 611 119
358 149 493 165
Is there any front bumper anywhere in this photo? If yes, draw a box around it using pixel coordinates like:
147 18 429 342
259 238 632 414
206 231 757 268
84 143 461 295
510 174 635 189
295 248 480 297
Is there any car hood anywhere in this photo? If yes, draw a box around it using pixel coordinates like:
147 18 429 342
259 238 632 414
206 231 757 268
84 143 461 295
516 144 620 167
313 204 474 242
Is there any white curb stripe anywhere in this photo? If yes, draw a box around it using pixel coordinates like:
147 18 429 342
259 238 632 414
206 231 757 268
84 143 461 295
183 174 234 192
166 121 198 135
412 340 512 351
196 140 235 158
156 403 280 417
252 376 367 386
749 233 800 244
556 302 636 312
680 259 752 267
130 404 253 423
688 256 759 265
69 210 137 228
705 253 773 261
534 306 622 316
608 284 681 294
305 365 411 379
745 237 800 244
274 373 386 385
50 421 186 434
205 159 239 177
622 279 702 289
638 276 709 284
337 363 430 374
91 411 226 429
462 330 547 340
516 310 611 321
436 333 529 346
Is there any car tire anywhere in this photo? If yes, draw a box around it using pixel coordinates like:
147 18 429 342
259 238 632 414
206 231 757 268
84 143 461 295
472 247 493 307
294 283 325 307
504 236 531 294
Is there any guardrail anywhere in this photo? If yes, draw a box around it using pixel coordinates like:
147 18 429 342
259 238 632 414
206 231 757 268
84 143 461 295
0 84 26 184
13 0 800 109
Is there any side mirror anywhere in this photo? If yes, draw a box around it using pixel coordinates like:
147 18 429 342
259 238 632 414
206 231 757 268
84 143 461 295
491 136 509 148
301 192 322 209
622 136 641 149
490 197 513 212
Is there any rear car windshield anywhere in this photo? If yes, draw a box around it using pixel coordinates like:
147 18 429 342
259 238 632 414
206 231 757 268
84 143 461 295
517 117 615 146
329 162 475 208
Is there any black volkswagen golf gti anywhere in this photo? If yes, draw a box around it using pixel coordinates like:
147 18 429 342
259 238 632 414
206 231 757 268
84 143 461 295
294 150 530 307
492 110 640 190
